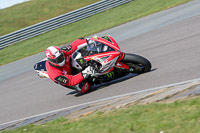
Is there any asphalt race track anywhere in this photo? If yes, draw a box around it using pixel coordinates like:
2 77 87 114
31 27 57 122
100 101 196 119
0 0 200 125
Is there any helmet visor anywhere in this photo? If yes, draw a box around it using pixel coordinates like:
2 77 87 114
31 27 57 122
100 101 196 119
49 53 65 64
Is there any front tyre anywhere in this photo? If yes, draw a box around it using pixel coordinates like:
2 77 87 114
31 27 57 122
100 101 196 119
122 53 152 74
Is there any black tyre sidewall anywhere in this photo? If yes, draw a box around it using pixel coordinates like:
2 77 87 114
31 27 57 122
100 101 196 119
121 53 152 73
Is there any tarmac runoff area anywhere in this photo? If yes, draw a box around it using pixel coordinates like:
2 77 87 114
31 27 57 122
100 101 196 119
1 78 200 131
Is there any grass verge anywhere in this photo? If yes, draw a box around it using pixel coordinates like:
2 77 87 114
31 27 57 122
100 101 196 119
2 97 200 133
0 0 192 66
0 0 100 36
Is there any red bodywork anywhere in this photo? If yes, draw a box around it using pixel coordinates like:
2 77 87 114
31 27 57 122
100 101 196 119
83 35 129 73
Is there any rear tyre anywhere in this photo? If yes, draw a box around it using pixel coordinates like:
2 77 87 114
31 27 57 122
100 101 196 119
122 53 152 74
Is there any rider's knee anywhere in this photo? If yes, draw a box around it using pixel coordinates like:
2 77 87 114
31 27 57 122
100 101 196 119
76 81 91 94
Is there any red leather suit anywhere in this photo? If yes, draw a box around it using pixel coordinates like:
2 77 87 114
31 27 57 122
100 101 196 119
46 39 90 93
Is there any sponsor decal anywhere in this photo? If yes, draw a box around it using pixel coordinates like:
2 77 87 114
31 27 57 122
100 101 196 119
63 45 72 51
80 59 83 64
96 56 110 63
55 76 69 84
107 71 114 79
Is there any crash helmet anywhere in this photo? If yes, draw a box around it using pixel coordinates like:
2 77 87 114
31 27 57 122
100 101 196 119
45 46 65 67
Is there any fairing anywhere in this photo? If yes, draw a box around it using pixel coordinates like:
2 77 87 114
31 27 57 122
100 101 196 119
71 36 124 75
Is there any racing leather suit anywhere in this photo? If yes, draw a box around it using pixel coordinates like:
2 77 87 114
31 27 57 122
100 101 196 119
46 38 90 93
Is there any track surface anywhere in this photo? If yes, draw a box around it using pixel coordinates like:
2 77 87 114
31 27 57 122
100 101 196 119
0 0 200 124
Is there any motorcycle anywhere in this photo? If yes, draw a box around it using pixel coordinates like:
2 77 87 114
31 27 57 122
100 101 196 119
34 35 151 86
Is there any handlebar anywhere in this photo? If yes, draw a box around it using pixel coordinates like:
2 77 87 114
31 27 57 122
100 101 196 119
88 60 101 72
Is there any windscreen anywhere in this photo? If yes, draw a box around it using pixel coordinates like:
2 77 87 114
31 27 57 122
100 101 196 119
79 40 114 56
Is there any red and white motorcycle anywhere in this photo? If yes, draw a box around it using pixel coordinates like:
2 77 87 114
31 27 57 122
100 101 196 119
34 35 151 85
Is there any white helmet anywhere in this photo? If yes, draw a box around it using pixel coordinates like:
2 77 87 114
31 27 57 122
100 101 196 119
45 46 65 67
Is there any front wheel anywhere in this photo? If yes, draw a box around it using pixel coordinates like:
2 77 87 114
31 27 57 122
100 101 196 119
121 53 152 74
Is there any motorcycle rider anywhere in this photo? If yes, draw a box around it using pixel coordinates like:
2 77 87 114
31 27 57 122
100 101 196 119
45 38 94 94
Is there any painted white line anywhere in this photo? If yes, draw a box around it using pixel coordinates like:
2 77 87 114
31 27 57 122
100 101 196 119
1 77 200 126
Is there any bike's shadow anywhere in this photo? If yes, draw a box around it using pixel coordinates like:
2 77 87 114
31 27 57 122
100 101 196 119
67 73 138 97
67 68 157 96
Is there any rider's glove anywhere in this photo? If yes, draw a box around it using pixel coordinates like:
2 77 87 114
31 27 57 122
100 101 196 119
81 66 94 79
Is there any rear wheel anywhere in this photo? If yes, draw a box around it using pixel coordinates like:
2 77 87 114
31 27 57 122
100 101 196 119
121 53 151 74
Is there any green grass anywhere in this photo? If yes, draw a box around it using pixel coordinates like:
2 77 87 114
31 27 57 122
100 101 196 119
0 0 192 66
0 0 100 36
2 97 200 133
